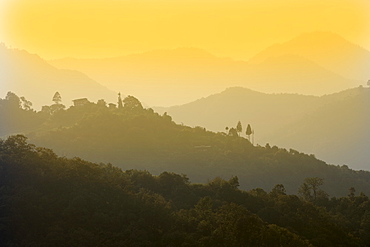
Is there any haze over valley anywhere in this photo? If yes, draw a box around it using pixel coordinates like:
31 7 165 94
156 86 370 170
1 0 370 246
48 31 369 106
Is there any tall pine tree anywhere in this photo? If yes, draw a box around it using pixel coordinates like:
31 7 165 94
118 92 123 109
52 92 62 104
246 124 252 142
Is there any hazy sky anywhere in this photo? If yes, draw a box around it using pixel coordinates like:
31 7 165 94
1 0 370 60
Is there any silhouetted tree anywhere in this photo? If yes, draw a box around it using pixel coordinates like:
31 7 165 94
236 121 242 136
298 183 312 201
228 127 238 137
123 95 143 111
246 124 252 141
52 92 62 105
348 187 356 199
5 91 21 109
20 97 32 111
228 176 240 189
270 184 286 197
117 92 123 109
298 177 327 201
162 112 172 122
43 93 66 115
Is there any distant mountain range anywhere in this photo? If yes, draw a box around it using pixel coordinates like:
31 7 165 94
0 44 117 109
2 32 369 108
49 31 369 106
249 31 370 81
155 86 370 170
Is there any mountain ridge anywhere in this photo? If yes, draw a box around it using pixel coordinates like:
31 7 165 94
249 31 370 81
47 31 367 106
155 86 370 170
0 44 117 110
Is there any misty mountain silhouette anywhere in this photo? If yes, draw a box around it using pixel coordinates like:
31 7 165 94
49 32 365 106
0 44 116 109
249 31 370 81
155 86 370 170
269 86 370 169
248 54 356 95
126 47 217 60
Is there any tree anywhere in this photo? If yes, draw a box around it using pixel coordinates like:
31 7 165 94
270 184 286 197
228 127 238 137
298 183 312 201
117 92 123 109
348 187 356 199
228 176 240 189
5 91 21 109
236 121 242 136
162 112 172 122
3 134 35 158
52 92 62 104
20 97 32 111
246 124 252 141
298 177 327 201
2 92 33 111
123 95 143 111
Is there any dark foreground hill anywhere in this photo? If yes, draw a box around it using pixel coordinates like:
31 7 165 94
1 135 370 246
1 92 370 197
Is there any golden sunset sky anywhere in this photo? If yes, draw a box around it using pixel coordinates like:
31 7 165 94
1 0 370 60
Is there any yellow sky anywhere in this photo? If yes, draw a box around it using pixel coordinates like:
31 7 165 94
0 0 369 60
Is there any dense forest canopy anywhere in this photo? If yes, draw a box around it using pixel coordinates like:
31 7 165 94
1 92 370 198
1 135 370 246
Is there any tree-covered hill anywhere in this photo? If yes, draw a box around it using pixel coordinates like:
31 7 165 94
1 135 370 246
1 92 370 197
155 86 370 170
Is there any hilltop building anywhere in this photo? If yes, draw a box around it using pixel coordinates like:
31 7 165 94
72 98 90 107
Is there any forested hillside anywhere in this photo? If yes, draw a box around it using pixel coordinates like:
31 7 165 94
1 92 370 197
156 86 370 170
1 135 370 246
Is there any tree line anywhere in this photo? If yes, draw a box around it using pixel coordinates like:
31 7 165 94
1 135 370 246
2 91 370 198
